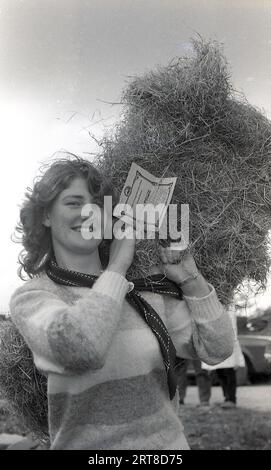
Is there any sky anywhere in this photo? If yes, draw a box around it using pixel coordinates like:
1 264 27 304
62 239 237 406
0 0 271 311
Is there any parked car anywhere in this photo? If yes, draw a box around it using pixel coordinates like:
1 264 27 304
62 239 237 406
185 310 271 385
236 312 271 384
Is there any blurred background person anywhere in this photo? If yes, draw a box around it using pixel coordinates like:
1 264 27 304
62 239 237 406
176 358 212 408
202 305 245 408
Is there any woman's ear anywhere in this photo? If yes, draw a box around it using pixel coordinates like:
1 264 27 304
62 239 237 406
43 212 51 227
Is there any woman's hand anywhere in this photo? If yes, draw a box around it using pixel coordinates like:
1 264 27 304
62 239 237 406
108 225 136 277
159 247 198 283
159 246 210 297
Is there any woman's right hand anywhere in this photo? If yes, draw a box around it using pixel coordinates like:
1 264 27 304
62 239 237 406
107 225 136 277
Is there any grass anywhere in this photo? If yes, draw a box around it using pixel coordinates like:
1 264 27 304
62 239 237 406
180 404 271 450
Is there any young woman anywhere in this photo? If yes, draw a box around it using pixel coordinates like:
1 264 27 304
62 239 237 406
10 156 234 450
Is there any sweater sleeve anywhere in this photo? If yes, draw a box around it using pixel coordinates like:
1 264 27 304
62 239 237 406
9 271 130 375
164 285 235 365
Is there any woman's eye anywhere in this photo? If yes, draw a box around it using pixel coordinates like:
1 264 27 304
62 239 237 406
66 202 81 207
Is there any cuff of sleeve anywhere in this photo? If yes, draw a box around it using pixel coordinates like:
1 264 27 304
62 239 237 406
92 270 130 305
183 284 223 323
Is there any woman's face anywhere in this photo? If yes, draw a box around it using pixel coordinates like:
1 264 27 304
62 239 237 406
44 177 104 256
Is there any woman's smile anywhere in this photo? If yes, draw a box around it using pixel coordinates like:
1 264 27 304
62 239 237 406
71 224 94 233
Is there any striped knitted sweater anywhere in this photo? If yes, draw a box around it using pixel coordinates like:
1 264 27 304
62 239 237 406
10 270 234 450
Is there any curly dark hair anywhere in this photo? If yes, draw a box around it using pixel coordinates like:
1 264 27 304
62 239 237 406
16 154 117 279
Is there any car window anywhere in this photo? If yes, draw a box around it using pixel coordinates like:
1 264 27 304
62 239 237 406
246 319 268 332
237 314 270 334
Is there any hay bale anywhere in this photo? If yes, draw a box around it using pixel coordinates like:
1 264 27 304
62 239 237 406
0 320 48 441
97 38 271 304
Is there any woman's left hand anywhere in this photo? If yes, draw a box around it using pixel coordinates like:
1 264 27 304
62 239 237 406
159 246 198 284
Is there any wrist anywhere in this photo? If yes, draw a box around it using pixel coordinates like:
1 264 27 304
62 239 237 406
179 273 211 297
176 271 200 286
107 263 128 277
